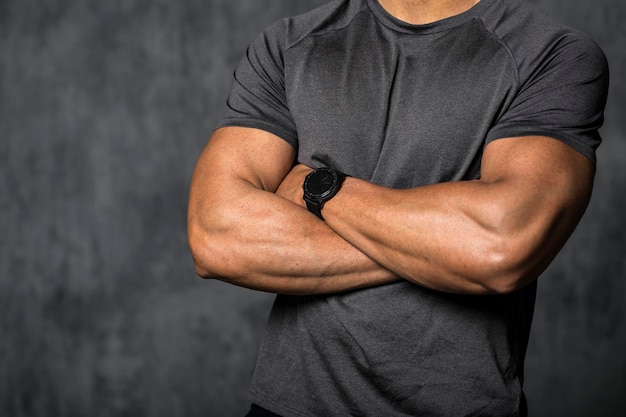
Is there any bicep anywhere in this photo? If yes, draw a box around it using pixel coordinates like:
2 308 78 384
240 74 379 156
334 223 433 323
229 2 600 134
479 135 595 285
191 126 296 195
481 135 594 210
188 126 296 238
187 127 296 277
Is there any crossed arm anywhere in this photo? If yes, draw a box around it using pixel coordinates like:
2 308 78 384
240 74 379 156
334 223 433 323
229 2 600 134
187 126 594 295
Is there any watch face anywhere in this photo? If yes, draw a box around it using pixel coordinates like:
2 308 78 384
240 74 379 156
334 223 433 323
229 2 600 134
306 169 337 198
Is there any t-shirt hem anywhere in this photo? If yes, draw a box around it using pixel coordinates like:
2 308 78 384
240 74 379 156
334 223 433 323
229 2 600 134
485 129 598 165
215 119 299 150
250 389 312 417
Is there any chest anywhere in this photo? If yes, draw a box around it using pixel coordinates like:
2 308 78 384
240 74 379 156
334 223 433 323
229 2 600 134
285 17 516 187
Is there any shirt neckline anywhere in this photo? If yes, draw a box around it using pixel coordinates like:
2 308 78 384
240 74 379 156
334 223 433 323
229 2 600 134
366 0 496 34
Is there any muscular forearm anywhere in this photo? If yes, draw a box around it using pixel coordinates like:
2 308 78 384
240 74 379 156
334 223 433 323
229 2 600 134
188 128 401 294
319 138 592 295
276 137 593 295
322 178 518 294
188 169 398 295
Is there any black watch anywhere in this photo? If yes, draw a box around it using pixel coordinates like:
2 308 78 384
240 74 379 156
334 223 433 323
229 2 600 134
303 167 346 220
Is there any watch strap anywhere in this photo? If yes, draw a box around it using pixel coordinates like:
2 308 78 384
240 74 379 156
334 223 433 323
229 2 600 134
305 199 324 220
303 168 346 221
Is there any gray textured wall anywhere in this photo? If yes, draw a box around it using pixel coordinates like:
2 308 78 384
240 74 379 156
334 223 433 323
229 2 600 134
1 0 624 416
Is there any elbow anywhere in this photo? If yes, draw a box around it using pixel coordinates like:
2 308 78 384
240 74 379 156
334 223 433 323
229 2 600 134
191 247 214 279
481 269 529 296
187 219 227 281
194 262 216 280
477 239 539 295
188 237 217 280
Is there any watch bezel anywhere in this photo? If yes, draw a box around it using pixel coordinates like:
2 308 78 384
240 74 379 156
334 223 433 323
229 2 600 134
303 168 341 201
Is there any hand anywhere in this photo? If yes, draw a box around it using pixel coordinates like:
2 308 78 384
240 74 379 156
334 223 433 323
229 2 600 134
276 164 314 208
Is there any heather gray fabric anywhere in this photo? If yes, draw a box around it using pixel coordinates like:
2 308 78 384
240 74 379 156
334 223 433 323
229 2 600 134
216 0 608 415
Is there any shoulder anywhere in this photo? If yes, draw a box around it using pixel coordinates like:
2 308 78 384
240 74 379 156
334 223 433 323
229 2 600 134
478 0 608 83
480 0 609 164
254 0 368 52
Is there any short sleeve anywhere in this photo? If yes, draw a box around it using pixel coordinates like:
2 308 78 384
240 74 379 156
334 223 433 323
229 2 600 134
216 20 299 149
486 34 609 164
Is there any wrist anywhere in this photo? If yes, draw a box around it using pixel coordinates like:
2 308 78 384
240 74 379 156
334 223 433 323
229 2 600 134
302 167 347 220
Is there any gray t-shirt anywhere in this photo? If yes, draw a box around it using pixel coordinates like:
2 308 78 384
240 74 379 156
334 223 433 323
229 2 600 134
217 0 608 415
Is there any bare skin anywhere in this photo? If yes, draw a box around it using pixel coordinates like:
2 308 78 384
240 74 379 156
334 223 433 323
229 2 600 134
187 0 595 296
377 0 481 24
275 136 594 294
187 127 400 295
188 126 593 295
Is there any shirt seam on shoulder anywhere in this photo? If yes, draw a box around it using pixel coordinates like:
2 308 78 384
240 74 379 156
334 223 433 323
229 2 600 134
475 16 521 93
284 5 371 52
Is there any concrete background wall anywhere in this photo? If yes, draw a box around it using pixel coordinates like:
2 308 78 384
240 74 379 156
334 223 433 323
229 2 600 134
1 0 624 416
